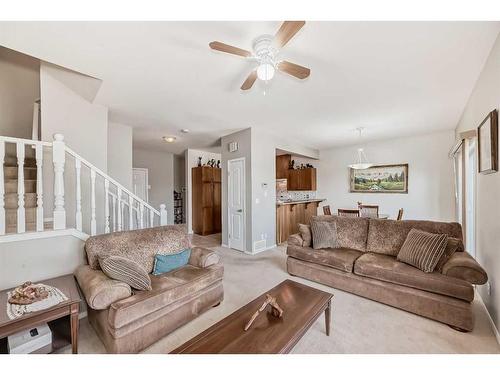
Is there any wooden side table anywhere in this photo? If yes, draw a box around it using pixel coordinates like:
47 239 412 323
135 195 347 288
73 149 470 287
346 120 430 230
0 274 81 354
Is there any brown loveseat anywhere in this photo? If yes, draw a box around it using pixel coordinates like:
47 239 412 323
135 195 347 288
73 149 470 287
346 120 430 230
287 216 487 331
75 225 224 353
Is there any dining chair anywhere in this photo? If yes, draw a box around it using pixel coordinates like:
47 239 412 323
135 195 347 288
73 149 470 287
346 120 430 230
359 204 379 218
338 209 360 217
323 205 332 215
397 208 404 221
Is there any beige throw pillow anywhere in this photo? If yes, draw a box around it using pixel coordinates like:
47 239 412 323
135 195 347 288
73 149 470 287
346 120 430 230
397 229 448 273
99 256 152 291
311 221 339 250
298 224 312 247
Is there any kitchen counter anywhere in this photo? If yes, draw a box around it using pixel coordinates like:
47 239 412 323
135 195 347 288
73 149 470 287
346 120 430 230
276 199 325 206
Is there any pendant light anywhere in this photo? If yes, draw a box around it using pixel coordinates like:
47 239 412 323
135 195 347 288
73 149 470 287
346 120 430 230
348 127 373 170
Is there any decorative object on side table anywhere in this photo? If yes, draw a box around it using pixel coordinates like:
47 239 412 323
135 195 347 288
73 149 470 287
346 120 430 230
350 163 408 193
244 294 284 331
197 157 202 167
8 282 49 305
477 109 498 174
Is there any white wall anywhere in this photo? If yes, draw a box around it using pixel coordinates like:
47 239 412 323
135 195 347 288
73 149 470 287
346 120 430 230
456 32 500 335
0 47 40 139
0 234 86 290
108 122 133 190
133 148 174 224
318 130 456 221
185 148 222 234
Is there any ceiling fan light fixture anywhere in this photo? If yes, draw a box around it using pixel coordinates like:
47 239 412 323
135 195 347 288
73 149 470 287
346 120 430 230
257 63 275 81
163 136 176 143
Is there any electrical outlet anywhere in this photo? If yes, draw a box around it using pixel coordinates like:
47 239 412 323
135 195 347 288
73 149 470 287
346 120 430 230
487 282 492 296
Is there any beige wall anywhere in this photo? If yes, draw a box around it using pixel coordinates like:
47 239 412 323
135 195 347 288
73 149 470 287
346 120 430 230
455 32 500 335
0 47 40 139
133 148 174 224
318 130 456 221
108 122 133 190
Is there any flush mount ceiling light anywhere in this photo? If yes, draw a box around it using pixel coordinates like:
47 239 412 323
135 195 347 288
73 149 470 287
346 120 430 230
163 136 176 143
181 129 189 134
209 21 310 90
348 128 373 170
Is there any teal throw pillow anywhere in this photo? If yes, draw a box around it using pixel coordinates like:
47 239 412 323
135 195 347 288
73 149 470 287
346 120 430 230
152 248 191 275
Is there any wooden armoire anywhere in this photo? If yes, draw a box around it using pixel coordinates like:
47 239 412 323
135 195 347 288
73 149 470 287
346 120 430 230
192 166 222 235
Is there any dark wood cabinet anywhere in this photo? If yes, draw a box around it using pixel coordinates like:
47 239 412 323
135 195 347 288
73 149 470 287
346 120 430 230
276 154 291 179
192 167 221 235
287 168 317 191
276 201 321 243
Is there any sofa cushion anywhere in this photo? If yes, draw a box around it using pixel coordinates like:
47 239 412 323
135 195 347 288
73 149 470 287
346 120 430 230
353 253 474 302
397 229 448 273
366 219 463 256
100 255 152 291
85 225 190 273
75 265 132 310
311 216 369 251
287 245 363 273
108 263 224 329
311 221 338 249
298 224 312 247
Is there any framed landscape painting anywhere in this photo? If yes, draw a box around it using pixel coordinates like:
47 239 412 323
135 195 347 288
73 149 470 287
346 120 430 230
477 109 498 174
350 164 408 193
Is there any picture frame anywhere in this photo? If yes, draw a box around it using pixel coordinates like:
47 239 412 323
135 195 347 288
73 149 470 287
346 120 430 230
477 109 498 174
350 163 408 193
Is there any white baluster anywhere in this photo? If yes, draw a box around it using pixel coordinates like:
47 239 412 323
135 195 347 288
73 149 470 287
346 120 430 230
90 169 96 235
0 140 5 235
139 203 144 229
112 194 117 232
117 187 122 231
75 159 82 231
128 195 134 230
35 144 43 232
104 179 110 234
150 209 154 228
16 142 25 233
160 204 168 225
52 134 66 230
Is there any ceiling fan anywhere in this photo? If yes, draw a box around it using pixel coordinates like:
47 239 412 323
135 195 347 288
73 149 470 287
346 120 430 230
209 21 310 90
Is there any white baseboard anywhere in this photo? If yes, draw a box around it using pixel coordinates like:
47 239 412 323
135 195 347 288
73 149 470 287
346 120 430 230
221 243 229 248
477 291 500 346
244 244 277 255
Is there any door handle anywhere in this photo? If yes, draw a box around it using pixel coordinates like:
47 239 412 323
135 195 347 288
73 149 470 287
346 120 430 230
237 209 243 213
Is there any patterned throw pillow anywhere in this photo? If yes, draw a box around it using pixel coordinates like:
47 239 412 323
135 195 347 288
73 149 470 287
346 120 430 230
99 256 152 291
298 224 312 247
397 229 448 273
311 221 339 250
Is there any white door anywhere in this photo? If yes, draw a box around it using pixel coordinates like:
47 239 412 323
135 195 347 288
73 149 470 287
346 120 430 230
133 168 149 202
228 158 245 251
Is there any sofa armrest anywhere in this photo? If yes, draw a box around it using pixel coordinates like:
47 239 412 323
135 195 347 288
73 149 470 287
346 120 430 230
75 265 132 310
287 233 304 247
441 252 488 285
188 247 221 268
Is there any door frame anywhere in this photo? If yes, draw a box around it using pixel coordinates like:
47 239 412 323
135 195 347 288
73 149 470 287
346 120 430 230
132 167 149 203
227 157 246 252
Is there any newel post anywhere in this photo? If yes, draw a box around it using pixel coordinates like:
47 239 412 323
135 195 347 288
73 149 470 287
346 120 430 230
160 204 168 225
52 133 66 230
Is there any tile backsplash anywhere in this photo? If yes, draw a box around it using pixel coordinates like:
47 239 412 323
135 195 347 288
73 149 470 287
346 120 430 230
278 190 316 201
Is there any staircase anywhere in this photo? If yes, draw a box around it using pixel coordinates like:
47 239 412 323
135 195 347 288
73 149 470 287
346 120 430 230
0 134 168 240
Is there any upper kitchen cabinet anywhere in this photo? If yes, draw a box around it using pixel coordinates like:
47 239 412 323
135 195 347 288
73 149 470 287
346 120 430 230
276 154 291 179
288 168 317 191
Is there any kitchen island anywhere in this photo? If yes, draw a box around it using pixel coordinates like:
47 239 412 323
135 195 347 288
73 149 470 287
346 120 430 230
276 199 325 244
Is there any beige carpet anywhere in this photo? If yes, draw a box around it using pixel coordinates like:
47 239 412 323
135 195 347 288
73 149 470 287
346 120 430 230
61 245 500 354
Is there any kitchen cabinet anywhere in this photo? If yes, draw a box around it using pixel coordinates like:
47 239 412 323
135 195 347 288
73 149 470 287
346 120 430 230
287 168 317 191
276 200 322 244
276 154 291 179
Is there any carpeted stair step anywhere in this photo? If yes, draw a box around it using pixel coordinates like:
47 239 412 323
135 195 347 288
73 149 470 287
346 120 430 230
3 166 37 180
4 193 37 209
4 179 37 194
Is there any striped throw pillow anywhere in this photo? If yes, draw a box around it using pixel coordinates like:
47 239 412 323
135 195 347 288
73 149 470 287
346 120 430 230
99 256 152 291
311 221 339 250
397 229 448 273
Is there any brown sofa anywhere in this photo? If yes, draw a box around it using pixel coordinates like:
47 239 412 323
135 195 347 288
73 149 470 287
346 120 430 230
287 216 488 331
75 225 224 353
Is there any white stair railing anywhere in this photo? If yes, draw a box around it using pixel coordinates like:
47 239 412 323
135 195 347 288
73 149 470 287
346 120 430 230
0 133 168 237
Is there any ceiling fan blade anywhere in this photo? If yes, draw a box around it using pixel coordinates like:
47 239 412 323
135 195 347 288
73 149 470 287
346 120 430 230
241 70 258 90
274 21 306 48
209 41 252 57
277 61 310 79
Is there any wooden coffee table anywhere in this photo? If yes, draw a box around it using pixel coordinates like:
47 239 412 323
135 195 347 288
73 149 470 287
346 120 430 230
171 279 333 354
0 274 81 354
